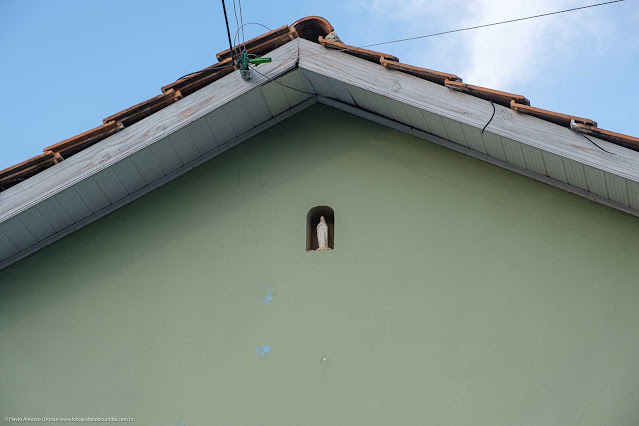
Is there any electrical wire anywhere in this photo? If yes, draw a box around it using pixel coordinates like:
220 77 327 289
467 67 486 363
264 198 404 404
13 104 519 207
249 65 312 96
580 133 614 154
231 0 241 35
238 0 246 47
366 0 626 50
220 0 235 63
231 0 242 57
176 64 235 81
233 23 272 47
172 21 273 83
482 101 496 134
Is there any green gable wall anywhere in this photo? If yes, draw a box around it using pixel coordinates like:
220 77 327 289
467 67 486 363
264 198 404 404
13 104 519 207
2 104 639 424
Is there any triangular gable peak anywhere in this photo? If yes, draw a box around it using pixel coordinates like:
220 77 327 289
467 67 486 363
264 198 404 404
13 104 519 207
1 21 638 269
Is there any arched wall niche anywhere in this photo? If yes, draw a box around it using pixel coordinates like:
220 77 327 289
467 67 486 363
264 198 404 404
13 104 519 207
306 206 335 251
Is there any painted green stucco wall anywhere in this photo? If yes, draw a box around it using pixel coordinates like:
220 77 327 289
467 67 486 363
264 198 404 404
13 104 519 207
2 104 639 425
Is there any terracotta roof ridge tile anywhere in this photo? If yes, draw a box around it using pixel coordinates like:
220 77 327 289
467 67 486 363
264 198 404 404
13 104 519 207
510 101 596 128
44 121 124 159
380 58 461 86
0 151 57 179
291 16 334 43
318 36 399 63
216 26 298 62
161 57 235 94
162 60 235 97
571 121 639 151
102 89 182 128
0 151 62 191
445 80 530 107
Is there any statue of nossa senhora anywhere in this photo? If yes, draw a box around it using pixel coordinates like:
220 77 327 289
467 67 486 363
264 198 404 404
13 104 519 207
316 216 331 251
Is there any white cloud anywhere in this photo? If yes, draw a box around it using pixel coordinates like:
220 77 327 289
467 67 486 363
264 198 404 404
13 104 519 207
346 0 611 92
457 0 609 91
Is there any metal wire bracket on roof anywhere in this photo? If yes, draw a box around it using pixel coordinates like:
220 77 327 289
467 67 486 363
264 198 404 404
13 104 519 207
236 50 272 80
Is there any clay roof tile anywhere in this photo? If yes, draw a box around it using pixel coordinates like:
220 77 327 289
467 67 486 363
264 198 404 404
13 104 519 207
445 80 530 107
0 151 62 191
318 36 399 63
162 58 235 95
216 25 298 62
44 121 124 159
510 101 596 128
380 58 461 85
291 16 334 42
571 122 639 151
102 89 182 128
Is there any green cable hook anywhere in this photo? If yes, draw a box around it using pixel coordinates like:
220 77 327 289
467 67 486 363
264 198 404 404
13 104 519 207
236 49 272 80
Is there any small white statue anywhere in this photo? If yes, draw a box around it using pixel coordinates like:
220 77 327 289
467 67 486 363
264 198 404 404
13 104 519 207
316 216 331 251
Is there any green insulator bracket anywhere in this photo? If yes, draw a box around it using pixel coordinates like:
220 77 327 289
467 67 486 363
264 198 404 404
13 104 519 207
236 50 249 70
236 50 272 80
248 57 272 65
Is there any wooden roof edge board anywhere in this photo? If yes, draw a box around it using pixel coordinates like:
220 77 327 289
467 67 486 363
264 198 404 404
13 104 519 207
572 121 639 152
318 36 399 63
380 58 461 85
296 39 639 179
0 39 302 223
512 101 597 128
445 80 530 107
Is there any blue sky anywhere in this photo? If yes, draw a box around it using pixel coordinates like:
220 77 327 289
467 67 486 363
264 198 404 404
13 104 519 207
0 0 637 170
